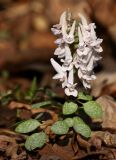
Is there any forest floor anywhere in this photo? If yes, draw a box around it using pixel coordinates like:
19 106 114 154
0 69 116 160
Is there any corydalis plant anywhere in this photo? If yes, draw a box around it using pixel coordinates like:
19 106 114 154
15 11 103 151
50 11 103 97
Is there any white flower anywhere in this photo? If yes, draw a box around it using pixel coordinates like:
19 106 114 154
76 13 103 89
62 20 76 44
61 45 73 71
54 46 65 58
78 68 96 81
51 25 61 35
54 44 72 61
51 12 66 36
52 11 76 44
78 26 85 48
59 11 76 44
78 14 103 52
54 38 64 45
65 69 77 97
82 80 91 89
51 11 103 96
65 87 77 97
50 58 67 88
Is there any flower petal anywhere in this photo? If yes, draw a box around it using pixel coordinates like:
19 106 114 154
69 20 76 35
82 80 91 89
78 26 84 46
78 13 88 27
54 47 65 57
50 58 63 74
68 69 74 85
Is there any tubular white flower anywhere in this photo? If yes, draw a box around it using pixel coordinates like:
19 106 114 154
65 87 77 97
61 45 73 71
78 13 89 29
62 20 76 44
54 38 64 45
65 69 77 97
50 58 67 88
51 27 61 35
57 11 76 44
76 13 103 89
54 46 65 58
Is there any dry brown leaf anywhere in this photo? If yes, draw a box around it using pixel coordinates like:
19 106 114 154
9 101 31 110
71 141 79 154
39 155 63 160
106 149 116 159
96 95 116 130
91 137 102 150
52 143 73 160
32 108 58 122
91 72 116 97
39 143 55 156
40 138 74 159
39 143 70 160
77 135 91 152
18 109 32 120
91 131 116 148
40 120 54 129
9 101 58 122
0 135 26 160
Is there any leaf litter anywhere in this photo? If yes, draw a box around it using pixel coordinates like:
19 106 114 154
0 2 116 159
0 73 115 160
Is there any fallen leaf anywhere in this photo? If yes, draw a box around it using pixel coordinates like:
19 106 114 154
91 73 116 97
9 101 31 110
9 101 58 122
91 131 116 148
96 95 116 130
0 135 26 160
52 143 73 160
77 134 91 152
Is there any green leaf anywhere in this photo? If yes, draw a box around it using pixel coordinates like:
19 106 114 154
64 118 74 127
32 101 52 109
25 77 37 101
51 121 69 135
30 77 37 94
63 102 78 115
78 92 92 101
73 117 91 138
15 119 41 133
25 132 46 151
83 101 103 119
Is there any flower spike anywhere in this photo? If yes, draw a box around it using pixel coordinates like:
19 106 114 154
51 11 103 96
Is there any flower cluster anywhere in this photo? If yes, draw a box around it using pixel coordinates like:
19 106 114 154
50 11 103 97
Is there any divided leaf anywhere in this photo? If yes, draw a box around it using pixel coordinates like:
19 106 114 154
15 119 41 133
25 77 37 101
73 117 91 138
83 101 103 119
63 102 78 115
32 101 52 109
78 92 92 101
51 121 69 135
25 132 46 151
